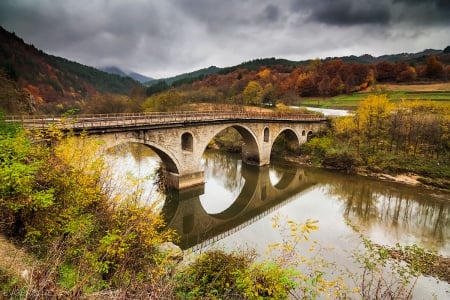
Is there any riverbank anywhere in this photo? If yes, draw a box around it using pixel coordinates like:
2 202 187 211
277 153 449 192
374 243 450 284
273 154 450 284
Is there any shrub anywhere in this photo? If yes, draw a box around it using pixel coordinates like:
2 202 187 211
322 151 358 173
175 249 255 299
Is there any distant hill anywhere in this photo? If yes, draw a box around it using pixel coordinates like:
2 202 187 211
147 66 221 86
328 48 443 64
129 72 154 83
0 26 141 110
148 49 446 90
100 66 128 77
100 66 154 83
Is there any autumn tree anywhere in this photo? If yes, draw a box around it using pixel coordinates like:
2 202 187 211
82 94 141 114
262 83 276 106
0 70 30 113
318 75 331 97
395 62 417 82
354 94 393 155
329 76 345 96
143 89 184 112
375 61 396 82
425 55 444 79
296 73 317 97
242 80 263 105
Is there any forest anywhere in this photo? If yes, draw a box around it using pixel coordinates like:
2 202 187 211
142 53 450 112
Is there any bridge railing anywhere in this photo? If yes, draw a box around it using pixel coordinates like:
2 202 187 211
4 111 327 129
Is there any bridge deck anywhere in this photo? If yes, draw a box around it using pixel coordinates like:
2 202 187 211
5 111 327 131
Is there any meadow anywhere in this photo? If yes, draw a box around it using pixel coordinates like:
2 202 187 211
295 82 450 109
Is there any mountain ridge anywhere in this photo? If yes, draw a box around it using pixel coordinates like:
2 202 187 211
0 26 141 112
149 49 444 88
100 66 154 83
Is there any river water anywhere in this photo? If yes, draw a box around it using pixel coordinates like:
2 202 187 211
105 143 449 299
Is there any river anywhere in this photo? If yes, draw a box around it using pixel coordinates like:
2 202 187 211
105 143 449 299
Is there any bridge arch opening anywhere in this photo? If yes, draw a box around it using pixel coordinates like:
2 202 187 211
105 141 179 174
270 128 300 158
181 132 194 152
104 142 165 204
206 125 261 165
264 127 269 142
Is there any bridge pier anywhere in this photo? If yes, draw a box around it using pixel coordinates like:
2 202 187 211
166 170 205 190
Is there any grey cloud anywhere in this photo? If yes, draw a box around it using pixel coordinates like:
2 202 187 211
309 1 391 25
261 4 281 22
392 0 450 24
290 0 450 26
0 0 449 77
290 0 392 25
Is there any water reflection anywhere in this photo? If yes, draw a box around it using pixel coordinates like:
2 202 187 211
106 143 450 255
314 172 450 253
104 143 163 205
200 151 245 214
163 151 314 249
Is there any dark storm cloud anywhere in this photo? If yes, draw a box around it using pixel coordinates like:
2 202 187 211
306 0 391 26
0 0 449 78
392 0 450 24
291 0 450 26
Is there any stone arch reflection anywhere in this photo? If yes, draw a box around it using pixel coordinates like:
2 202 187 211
163 152 315 249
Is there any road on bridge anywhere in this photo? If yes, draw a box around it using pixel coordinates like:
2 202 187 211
5 111 327 131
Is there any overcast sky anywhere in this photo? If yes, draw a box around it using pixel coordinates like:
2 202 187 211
1 0 449 78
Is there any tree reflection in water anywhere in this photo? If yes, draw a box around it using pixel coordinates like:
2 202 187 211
317 171 449 252
202 150 245 193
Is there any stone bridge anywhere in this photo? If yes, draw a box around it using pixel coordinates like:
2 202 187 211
8 111 328 189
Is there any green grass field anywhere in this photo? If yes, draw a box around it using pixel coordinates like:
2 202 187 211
295 83 450 109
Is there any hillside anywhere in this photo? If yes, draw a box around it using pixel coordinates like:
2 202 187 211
0 26 141 112
143 48 450 111
149 49 448 88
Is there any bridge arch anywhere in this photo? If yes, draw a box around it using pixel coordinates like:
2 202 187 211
181 131 194 152
145 144 179 173
270 127 301 155
100 136 181 174
203 124 262 165
263 127 270 142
